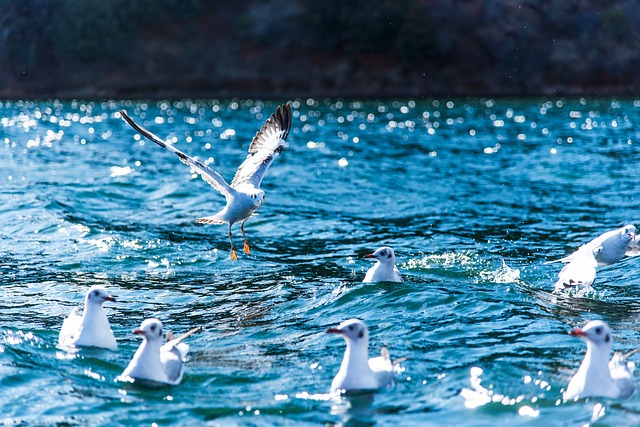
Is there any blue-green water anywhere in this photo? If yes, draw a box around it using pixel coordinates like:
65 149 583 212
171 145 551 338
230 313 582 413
2 98 640 426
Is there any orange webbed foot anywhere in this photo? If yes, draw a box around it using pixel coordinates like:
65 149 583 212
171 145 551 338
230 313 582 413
243 241 251 255
231 248 238 261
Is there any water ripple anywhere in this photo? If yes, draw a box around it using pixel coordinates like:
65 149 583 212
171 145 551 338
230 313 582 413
2 98 640 424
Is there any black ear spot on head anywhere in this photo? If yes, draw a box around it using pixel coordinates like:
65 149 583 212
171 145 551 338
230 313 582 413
358 330 364 339
605 334 610 343
388 254 392 259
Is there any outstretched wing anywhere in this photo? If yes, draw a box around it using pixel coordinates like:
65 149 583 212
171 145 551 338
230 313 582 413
230 103 292 188
553 246 599 291
168 327 202 346
120 111 233 197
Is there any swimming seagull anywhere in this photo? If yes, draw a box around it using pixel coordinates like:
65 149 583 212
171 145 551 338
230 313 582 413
326 318 396 392
564 320 637 401
120 103 292 260
554 246 602 291
362 246 403 283
58 285 118 350
120 318 201 385
547 225 636 266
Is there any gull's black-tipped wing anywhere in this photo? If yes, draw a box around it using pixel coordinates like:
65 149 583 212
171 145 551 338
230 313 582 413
230 103 292 188
120 110 233 197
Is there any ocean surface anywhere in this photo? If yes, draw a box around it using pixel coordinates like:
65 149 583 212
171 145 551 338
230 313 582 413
2 98 640 426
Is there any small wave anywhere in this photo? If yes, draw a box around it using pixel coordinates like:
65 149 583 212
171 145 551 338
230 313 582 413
0 330 41 347
403 250 478 270
110 165 134 177
403 252 520 284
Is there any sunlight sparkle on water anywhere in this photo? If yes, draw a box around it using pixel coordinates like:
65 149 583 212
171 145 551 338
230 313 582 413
110 166 133 177
3 98 640 425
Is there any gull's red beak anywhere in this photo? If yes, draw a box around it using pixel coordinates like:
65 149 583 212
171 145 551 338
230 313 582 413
133 329 145 335
104 295 116 302
363 254 375 259
326 327 343 334
569 328 586 337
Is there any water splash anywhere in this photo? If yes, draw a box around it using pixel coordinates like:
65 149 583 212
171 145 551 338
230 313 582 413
460 367 544 419
478 259 521 284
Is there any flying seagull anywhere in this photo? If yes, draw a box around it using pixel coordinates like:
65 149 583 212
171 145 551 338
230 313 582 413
554 246 601 291
547 225 636 266
120 103 292 260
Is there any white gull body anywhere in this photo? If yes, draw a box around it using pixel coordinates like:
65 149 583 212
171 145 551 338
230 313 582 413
362 247 402 283
58 285 117 350
549 225 636 266
120 104 292 260
326 318 394 392
554 246 601 291
564 320 636 401
121 318 200 385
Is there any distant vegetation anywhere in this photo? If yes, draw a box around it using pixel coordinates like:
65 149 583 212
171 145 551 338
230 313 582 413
1 0 639 97
2 0 201 66
301 0 439 62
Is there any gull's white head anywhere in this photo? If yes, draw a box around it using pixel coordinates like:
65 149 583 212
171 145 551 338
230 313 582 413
326 318 369 344
620 225 636 243
253 190 265 207
133 318 164 343
364 247 396 264
570 320 612 351
238 185 265 208
85 285 116 306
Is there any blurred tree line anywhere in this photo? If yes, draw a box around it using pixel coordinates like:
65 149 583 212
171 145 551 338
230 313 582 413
1 0 201 68
1 0 437 71
1 0 639 97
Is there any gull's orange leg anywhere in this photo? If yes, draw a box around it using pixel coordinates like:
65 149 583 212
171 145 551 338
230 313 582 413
241 220 251 255
228 225 238 261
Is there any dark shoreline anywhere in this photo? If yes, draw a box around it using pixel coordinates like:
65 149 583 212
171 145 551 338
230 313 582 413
4 1 640 101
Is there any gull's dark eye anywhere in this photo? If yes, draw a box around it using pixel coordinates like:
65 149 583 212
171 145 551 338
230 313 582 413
348 325 354 331
93 290 100 296
595 327 602 334
380 251 386 257
150 325 156 331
